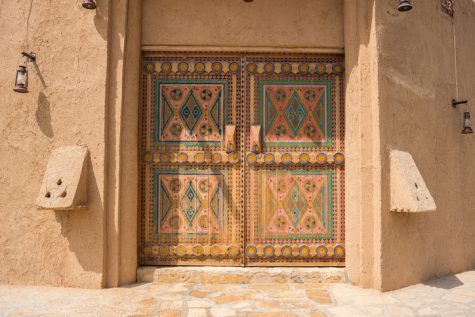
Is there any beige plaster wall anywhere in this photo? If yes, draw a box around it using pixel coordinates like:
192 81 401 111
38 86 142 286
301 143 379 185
0 0 345 289
7 0 473 292
377 0 475 291
344 0 382 290
0 0 109 288
142 0 344 49
104 0 141 288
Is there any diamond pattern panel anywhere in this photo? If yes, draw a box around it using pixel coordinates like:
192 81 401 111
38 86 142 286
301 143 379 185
283 181 308 228
180 181 202 226
284 93 307 137
155 80 227 145
259 82 331 149
180 93 203 135
156 172 225 236
255 170 332 240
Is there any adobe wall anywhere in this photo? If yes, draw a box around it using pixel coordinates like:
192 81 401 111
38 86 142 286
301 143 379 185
377 0 475 291
0 0 369 289
0 0 109 287
7 0 471 292
142 0 344 49
343 0 382 290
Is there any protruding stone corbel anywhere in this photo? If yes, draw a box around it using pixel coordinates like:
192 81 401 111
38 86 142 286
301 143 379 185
36 146 88 210
390 150 436 213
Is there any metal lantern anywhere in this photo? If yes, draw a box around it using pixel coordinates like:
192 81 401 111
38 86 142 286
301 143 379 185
452 99 473 135
13 52 36 94
13 65 28 93
398 0 413 11
462 111 474 134
82 0 97 9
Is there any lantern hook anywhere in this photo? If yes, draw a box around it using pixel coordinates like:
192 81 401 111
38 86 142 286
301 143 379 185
21 52 36 63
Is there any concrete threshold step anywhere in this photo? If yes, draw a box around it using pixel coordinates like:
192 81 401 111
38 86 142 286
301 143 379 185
137 266 347 284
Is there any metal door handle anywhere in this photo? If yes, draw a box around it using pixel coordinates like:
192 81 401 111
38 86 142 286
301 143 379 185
250 125 262 153
225 125 236 153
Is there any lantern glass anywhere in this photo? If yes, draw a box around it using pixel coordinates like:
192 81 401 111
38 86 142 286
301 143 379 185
462 111 474 134
398 0 413 11
82 0 97 9
13 65 28 93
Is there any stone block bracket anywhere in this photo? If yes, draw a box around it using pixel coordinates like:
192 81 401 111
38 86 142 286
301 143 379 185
36 146 88 210
390 150 436 213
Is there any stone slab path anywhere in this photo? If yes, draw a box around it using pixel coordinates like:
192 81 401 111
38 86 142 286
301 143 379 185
1 270 475 316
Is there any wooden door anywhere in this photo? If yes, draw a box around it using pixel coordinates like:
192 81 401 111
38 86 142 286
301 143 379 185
139 53 244 265
139 52 345 267
243 54 345 266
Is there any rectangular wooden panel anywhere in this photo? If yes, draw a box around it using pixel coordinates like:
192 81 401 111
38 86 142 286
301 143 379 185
246 167 344 265
139 53 243 266
140 166 241 266
259 81 332 149
243 54 345 266
155 79 227 146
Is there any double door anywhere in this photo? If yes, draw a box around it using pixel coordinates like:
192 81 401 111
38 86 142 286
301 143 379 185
139 52 345 266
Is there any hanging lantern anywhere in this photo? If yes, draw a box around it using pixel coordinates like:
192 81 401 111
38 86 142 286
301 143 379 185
462 111 474 134
398 0 413 11
13 65 28 93
452 99 473 135
82 0 96 9
13 52 36 94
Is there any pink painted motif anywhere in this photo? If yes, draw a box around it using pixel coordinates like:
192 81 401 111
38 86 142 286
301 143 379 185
258 172 329 238
263 86 327 144
158 174 224 235
160 84 224 142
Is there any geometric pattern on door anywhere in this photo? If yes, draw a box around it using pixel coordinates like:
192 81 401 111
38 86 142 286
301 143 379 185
155 171 225 235
244 54 345 266
255 170 333 239
140 53 345 266
148 167 240 265
259 81 332 149
155 79 227 146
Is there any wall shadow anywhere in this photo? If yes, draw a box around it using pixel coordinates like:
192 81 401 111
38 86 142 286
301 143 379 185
36 92 54 138
93 0 108 41
32 63 47 88
423 274 464 290
54 153 103 275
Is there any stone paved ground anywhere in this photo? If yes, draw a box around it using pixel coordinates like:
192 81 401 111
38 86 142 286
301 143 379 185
1 270 475 317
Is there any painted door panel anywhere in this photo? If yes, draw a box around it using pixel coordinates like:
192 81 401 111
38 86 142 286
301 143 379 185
139 53 345 266
140 54 243 265
243 55 345 266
